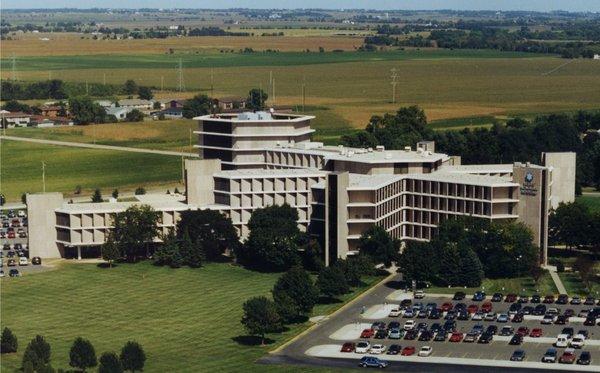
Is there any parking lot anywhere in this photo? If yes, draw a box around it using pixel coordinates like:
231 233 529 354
1 207 32 277
266 275 600 372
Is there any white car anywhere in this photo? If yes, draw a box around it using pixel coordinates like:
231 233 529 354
418 346 433 357
570 334 586 348
555 334 570 348
355 341 371 354
369 344 386 354
18 257 28 266
542 315 555 325
484 312 497 321
414 290 425 299
403 320 416 331
472 312 484 321
388 308 402 317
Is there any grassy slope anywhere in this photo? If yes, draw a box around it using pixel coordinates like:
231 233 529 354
427 273 558 296
0 140 184 201
577 194 600 213
0 261 380 372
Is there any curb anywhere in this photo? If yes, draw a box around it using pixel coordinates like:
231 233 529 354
269 271 397 354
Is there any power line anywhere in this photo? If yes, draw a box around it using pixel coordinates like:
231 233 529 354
11 54 17 81
390 68 398 104
177 58 185 92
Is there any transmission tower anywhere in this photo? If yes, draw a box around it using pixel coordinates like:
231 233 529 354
177 58 185 92
390 68 398 104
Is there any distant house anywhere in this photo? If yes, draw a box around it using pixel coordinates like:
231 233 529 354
594 54 600 60
1 111 32 128
117 99 153 112
216 96 246 112
40 104 65 118
106 107 133 121
95 100 115 109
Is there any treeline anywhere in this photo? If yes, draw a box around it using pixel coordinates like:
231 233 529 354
341 106 600 192
550 201 600 252
188 27 250 37
399 218 540 287
1 80 119 101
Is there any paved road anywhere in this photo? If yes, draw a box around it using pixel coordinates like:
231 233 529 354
262 276 600 372
0 135 199 158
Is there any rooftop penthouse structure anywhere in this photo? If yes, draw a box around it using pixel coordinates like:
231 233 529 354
27 111 576 266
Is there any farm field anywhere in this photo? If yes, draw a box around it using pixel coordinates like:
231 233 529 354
0 139 185 201
3 51 598 130
0 261 381 372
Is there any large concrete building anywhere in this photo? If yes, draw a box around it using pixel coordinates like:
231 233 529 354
26 111 575 265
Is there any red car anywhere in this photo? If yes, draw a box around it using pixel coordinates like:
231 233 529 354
543 295 555 304
467 304 479 314
559 350 576 364
529 328 543 338
449 332 464 342
441 302 454 312
360 329 375 338
340 342 355 352
401 346 416 356
7 231 15 239
516 327 530 336
505 294 517 303
481 302 493 313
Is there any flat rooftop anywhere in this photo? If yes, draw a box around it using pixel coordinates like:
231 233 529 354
214 168 326 179
348 171 518 190
55 194 190 214
441 164 514 174
194 112 315 122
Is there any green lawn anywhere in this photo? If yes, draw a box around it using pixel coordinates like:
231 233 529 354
559 272 600 297
0 139 184 202
0 261 382 372
577 194 600 213
426 272 558 296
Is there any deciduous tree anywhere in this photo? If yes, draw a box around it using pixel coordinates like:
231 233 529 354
241 296 281 345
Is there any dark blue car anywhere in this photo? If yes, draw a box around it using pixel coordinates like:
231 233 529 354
359 356 389 368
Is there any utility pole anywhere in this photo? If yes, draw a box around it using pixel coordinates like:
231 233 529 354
210 68 214 97
390 68 398 104
189 128 192 152
272 78 275 107
42 161 46 193
85 80 89 95
269 70 273 101
160 76 164 91
11 54 17 81
302 75 306 112
103 73 106 85
177 58 185 92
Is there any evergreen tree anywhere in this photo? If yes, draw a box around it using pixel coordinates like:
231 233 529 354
246 88 268 110
119 341 146 373
98 352 123 373
271 266 318 322
123 80 138 95
458 247 484 287
69 337 97 372
101 234 121 268
22 348 41 372
186 238 206 268
241 296 281 345
437 242 461 286
112 189 119 199
22 335 51 372
357 226 399 267
91 189 103 203
1 327 18 353
316 266 349 299
137 86 153 100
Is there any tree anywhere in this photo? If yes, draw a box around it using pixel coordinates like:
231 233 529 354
316 266 349 299
152 101 162 110
125 109 144 122
246 88 268 110
123 80 138 96
549 201 593 249
134 187 146 195
241 296 282 345
112 189 119 199
102 234 121 268
573 255 595 291
137 86 153 100
180 230 204 268
22 335 51 371
457 246 484 287
357 225 399 267
182 94 212 118
69 337 97 372
530 264 544 288
397 241 440 283
1 327 18 353
119 341 146 372
176 210 238 261
91 189 103 203
237 204 301 271
271 266 318 322
69 96 108 125
153 232 179 267
112 205 160 260
98 352 123 373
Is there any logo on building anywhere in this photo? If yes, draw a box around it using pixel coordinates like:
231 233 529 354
525 172 534 183
521 170 538 196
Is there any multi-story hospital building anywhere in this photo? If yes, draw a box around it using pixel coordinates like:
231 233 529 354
27 111 575 265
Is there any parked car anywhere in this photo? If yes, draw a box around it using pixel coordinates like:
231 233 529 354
481 302 492 313
577 351 591 365
530 328 543 338
434 331 447 342
400 299 412 309
355 341 371 354
533 304 547 316
543 295 555 303
556 294 569 305
542 348 558 363
358 356 388 369
484 312 497 321
8 269 20 277
360 329 375 338
570 296 581 305
497 313 509 323
516 327 529 336
511 314 524 323
559 348 576 364
369 344 386 354
463 332 478 343
531 294 541 303
418 346 433 357
500 326 514 336
584 297 596 306
403 321 415 331
505 294 517 303
418 331 433 342
561 327 574 338
453 292 466 300
375 330 388 339
403 330 418 340
414 290 425 299
509 334 523 345
388 308 401 317
401 346 416 356
18 257 28 266
341 342 355 352
403 309 415 318
485 325 498 335
7 259 16 267
441 302 453 312
387 344 401 355
478 332 493 344
542 314 555 325
449 332 463 342
555 334 570 348
570 334 586 349
467 304 478 314
472 291 486 301
388 329 403 340
510 349 526 361
491 293 503 302
472 312 484 321
32 256 42 265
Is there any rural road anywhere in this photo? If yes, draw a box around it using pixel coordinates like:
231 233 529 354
0 135 199 158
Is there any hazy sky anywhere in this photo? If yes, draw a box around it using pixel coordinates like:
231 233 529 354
2 0 599 12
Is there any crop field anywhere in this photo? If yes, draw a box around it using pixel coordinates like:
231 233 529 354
0 139 185 201
3 50 598 130
0 261 380 372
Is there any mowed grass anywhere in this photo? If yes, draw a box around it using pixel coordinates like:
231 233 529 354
0 140 184 201
558 272 600 297
0 261 381 372
427 272 558 296
577 194 600 213
5 119 197 152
